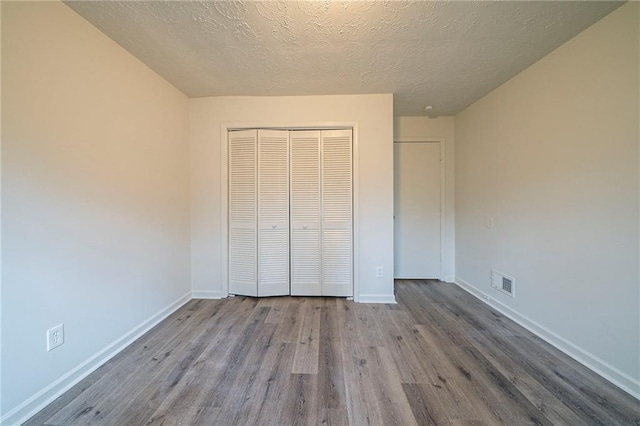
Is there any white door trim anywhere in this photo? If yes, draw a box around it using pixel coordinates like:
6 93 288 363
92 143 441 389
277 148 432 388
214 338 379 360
221 122 360 301
393 137 446 282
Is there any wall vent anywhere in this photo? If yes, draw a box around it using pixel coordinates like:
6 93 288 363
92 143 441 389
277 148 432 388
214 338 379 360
491 270 515 298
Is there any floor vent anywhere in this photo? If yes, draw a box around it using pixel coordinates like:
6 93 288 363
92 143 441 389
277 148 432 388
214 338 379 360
491 270 515 298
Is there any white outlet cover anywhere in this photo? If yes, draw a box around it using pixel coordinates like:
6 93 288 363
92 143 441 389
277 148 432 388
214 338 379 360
47 324 64 352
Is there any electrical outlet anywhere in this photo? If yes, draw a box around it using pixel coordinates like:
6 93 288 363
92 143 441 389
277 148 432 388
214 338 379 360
376 266 384 278
47 324 64 351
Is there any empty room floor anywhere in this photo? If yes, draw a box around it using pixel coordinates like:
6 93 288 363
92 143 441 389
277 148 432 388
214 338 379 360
26 280 640 425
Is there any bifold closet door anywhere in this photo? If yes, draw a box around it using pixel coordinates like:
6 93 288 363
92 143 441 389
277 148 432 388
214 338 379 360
229 129 258 297
321 130 353 297
229 129 289 297
257 130 290 296
290 129 353 297
290 131 322 296
230 128 351 298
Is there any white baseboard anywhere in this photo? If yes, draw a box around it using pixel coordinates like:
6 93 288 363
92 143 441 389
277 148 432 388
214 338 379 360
192 290 222 299
443 275 456 283
454 277 640 400
358 293 397 304
1 292 192 426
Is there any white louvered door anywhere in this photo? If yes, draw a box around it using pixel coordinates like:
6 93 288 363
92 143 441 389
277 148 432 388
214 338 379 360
257 130 290 296
290 131 322 296
229 129 258 297
229 128 352 298
321 130 353 297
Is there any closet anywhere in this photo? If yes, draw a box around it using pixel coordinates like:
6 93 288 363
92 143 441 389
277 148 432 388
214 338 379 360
228 129 353 297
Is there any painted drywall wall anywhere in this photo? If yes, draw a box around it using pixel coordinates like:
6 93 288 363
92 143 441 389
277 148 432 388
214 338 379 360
638 1 640 391
2 2 190 421
394 116 455 281
190 94 394 302
455 2 639 395
0 1 4 415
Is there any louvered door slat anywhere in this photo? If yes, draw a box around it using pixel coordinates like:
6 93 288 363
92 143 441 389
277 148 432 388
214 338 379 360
290 131 322 296
258 130 290 296
321 130 353 297
229 130 258 296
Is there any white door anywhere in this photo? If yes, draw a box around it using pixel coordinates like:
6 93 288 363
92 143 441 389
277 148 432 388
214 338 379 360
257 130 290 296
393 142 441 279
290 131 322 296
321 130 353 296
229 128 353 298
290 129 353 297
229 130 258 296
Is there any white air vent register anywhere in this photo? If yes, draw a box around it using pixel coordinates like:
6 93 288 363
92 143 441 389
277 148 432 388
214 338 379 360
491 269 515 298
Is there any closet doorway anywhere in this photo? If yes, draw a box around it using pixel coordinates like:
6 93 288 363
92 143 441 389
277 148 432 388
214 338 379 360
226 128 354 298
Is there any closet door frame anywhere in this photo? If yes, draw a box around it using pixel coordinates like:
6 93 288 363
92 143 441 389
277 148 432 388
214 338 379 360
220 122 360 301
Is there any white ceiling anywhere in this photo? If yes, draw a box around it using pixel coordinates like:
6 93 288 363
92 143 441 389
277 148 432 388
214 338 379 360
65 1 623 116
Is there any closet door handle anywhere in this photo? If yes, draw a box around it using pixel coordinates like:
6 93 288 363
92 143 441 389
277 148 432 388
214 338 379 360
272 224 277 229
303 225 308 230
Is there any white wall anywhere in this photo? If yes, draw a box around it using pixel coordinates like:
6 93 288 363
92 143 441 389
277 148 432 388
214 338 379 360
190 95 394 302
394 116 455 281
455 3 639 396
1 2 191 422
0 1 4 415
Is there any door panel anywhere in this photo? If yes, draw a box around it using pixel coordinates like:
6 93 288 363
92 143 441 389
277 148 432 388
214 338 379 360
290 131 322 295
229 130 258 296
321 130 353 297
394 142 441 279
258 130 289 296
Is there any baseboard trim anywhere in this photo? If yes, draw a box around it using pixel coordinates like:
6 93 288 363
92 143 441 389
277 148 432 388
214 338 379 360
454 277 640 400
1 292 192 426
443 275 456 283
192 290 222 299
358 293 397 304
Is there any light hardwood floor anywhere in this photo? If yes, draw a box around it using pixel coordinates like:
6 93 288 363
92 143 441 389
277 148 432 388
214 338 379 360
26 280 640 425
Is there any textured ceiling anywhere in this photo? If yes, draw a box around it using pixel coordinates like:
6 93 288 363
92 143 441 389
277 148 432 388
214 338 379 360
65 1 623 116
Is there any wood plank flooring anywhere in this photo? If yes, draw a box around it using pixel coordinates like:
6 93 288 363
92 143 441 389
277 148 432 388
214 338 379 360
25 280 640 425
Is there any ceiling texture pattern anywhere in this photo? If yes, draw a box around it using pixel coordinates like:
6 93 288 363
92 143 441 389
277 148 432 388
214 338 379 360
65 1 623 116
